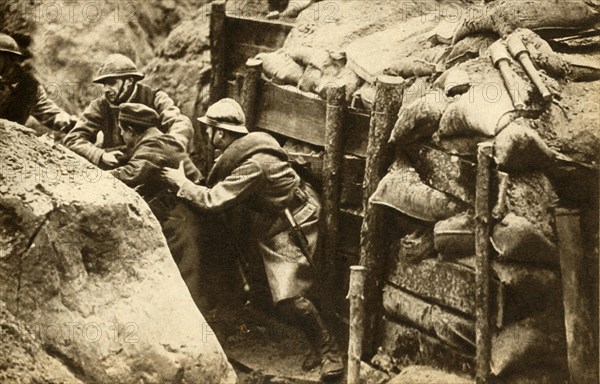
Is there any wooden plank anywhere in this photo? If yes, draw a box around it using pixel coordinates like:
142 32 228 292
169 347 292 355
359 76 405 355
255 81 369 157
475 143 493 384
382 285 475 353
554 208 599 384
387 258 485 318
209 0 227 104
377 318 474 376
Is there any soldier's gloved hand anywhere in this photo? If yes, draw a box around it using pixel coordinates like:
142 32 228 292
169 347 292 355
161 161 188 191
101 150 124 168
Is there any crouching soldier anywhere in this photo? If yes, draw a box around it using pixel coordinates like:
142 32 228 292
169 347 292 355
0 33 74 132
108 102 209 311
161 98 344 380
64 54 193 170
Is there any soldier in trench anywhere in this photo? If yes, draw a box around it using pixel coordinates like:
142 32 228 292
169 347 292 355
0 33 75 133
160 98 345 380
64 53 193 170
107 102 212 311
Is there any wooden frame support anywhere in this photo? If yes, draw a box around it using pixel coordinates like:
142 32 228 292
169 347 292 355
209 0 227 105
347 265 367 384
323 84 346 300
554 208 599 384
358 75 405 355
475 142 493 384
240 58 263 132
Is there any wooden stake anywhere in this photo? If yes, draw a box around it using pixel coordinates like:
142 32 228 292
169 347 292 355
475 142 493 384
554 208 599 384
323 84 346 302
209 0 227 105
241 58 263 132
347 265 367 384
359 75 404 355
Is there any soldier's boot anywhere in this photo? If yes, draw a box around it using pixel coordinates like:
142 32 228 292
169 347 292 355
277 297 344 380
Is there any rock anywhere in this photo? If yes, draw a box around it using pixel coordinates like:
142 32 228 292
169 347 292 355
0 120 236 383
0 301 84 384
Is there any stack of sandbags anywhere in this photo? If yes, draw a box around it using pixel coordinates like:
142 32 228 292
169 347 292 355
255 47 363 102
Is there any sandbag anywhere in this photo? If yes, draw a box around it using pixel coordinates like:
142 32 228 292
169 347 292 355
494 118 556 171
434 69 471 97
431 133 487 156
434 211 475 258
445 34 496 68
256 51 304 86
370 155 465 222
398 228 435 264
384 46 447 78
287 46 332 70
389 89 449 145
356 82 377 110
495 172 559 240
438 84 516 137
428 18 460 45
298 65 321 94
491 312 565 376
335 66 363 103
452 0 600 43
491 213 559 266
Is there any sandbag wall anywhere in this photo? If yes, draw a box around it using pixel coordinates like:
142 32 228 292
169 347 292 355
366 1 600 380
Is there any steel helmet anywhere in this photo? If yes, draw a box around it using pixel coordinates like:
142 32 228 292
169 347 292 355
198 98 248 134
93 54 144 83
0 34 22 57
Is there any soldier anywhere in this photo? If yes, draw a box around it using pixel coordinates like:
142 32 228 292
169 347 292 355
108 102 209 311
0 33 74 132
64 54 193 169
161 98 344 380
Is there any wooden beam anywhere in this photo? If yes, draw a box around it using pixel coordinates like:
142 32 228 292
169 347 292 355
241 58 262 132
209 0 227 105
475 142 493 384
347 266 367 384
358 75 405 356
554 208 599 384
323 84 346 309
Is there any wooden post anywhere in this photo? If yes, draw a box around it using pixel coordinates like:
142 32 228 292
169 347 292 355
323 84 346 303
554 208 599 384
358 75 404 355
475 142 493 384
240 58 263 132
209 0 227 105
347 265 367 384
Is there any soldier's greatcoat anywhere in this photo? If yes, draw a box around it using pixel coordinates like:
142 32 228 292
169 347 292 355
177 132 320 303
65 83 193 165
109 127 207 309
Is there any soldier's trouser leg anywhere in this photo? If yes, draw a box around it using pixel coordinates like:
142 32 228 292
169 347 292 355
276 296 344 380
